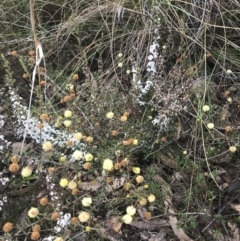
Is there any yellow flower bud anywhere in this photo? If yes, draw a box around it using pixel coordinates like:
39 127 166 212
21 166 33 178
64 110 72 118
132 167 141 174
59 178 68 188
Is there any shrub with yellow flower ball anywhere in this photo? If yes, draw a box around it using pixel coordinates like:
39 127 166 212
21 166 33 178
28 207 39 218
73 132 82 140
64 110 72 118
148 194 156 202
85 226 91 232
42 141 53 152
139 198 147 206
72 150 83 160
122 214 133 224
78 211 90 223
229 146 237 153
106 111 114 119
59 178 69 188
126 206 136 216
132 167 141 174
84 153 93 162
103 159 114 171
54 238 64 241
81 197 92 207
64 120 72 127
136 175 144 184
120 115 127 122
68 181 78 190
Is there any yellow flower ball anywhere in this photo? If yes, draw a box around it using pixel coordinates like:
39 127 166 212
183 150 187 155
229 146 237 153
126 70 131 74
65 84 74 91
139 198 147 206
126 206 136 216
64 120 72 127
120 115 127 122
72 150 83 160
132 139 138 145
73 132 82 140
118 63 123 68
106 112 114 119
68 181 77 190
42 141 53 152
59 156 66 163
118 53 123 58
81 197 92 207
86 136 93 143
85 226 91 232
226 69 232 74
64 110 72 118
147 194 156 203
85 153 93 162
136 175 144 184
144 184 148 189
78 211 90 223
202 105 210 112
54 238 64 241
207 123 214 129
21 166 33 178
122 214 133 224
132 167 141 174
103 159 114 171
59 178 69 188
28 207 39 218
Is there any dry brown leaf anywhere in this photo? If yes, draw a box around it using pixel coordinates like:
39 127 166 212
149 231 167 241
130 220 168 231
12 142 33 155
109 216 122 233
105 177 126 192
80 177 103 191
233 228 240 241
156 152 178 169
230 204 240 212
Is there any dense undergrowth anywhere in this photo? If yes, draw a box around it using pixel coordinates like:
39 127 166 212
0 0 240 240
